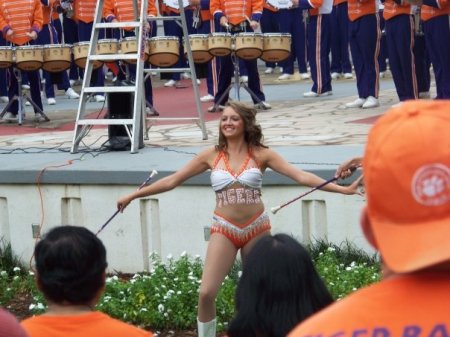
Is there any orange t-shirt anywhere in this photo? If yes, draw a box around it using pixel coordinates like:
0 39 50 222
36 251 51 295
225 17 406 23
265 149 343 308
22 311 154 337
288 272 450 337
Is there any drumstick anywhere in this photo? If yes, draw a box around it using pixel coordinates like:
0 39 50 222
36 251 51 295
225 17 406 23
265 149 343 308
95 170 158 236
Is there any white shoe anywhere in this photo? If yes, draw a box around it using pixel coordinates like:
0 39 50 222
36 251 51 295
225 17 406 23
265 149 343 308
240 76 248 83
278 67 283 73
25 101 31 106
345 98 366 108
419 91 430 99
391 102 403 108
181 72 191 80
300 73 310 80
65 88 80 99
344 72 353 79
379 71 386 78
196 79 201 85
94 95 105 102
0 96 8 103
331 72 341 79
278 73 292 80
69 79 76 86
2 112 16 121
362 96 379 109
47 97 56 105
264 67 274 74
34 114 46 122
21 84 30 90
164 79 177 87
200 94 214 102
303 91 332 97
254 101 272 110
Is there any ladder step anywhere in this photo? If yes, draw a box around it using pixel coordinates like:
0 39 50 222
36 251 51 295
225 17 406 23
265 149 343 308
77 119 134 126
144 68 191 73
156 16 182 21
95 22 140 29
89 54 139 61
83 86 136 93
146 117 201 121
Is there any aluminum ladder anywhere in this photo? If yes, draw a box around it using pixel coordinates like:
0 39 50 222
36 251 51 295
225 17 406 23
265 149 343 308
144 0 208 140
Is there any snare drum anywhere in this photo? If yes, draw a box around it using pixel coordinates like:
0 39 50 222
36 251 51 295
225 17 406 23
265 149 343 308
261 33 291 62
148 36 179 67
73 42 102 69
0 46 13 69
15 45 44 71
235 33 263 60
97 38 119 62
208 33 232 57
43 44 72 72
119 36 149 64
184 34 212 63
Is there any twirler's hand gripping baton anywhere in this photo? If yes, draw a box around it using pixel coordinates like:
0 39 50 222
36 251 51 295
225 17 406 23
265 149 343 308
96 170 158 235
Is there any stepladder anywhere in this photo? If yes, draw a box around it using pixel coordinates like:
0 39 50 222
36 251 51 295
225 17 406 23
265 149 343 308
71 0 208 154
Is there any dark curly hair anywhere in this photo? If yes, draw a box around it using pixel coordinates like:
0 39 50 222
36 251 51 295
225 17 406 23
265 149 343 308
34 226 108 305
216 101 267 152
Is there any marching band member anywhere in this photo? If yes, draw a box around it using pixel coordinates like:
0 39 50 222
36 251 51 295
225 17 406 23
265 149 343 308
382 0 418 102
62 12 84 86
421 0 450 98
37 0 80 106
188 0 220 102
377 1 389 78
73 0 106 102
0 0 44 122
260 1 280 74
277 5 310 81
330 0 353 79
104 0 158 116
209 0 272 111
296 0 333 97
344 0 381 108
160 0 196 87
412 6 431 98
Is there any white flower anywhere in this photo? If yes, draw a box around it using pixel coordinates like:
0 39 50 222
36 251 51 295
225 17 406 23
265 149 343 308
0 271 7 277
238 271 242 278
37 303 45 310
167 254 173 259
29 304 36 310
13 267 21 273
177 291 182 295
158 304 164 313
28 271 35 276
327 247 336 252
346 267 352 271
140 308 148 312
164 312 168 317
180 251 187 257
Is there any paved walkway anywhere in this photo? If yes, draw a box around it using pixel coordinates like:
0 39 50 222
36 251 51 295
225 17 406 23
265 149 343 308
0 70 432 150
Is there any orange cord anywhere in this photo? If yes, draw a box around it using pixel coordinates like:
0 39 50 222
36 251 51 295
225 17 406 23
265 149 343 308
29 160 74 270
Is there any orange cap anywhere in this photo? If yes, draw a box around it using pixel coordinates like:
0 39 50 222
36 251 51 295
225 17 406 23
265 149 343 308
363 100 450 273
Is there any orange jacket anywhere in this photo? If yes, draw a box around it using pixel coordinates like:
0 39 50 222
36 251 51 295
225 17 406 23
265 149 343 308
0 0 43 45
41 0 59 25
73 0 97 23
348 0 377 21
383 0 413 19
210 0 263 25
104 0 157 30
421 0 450 21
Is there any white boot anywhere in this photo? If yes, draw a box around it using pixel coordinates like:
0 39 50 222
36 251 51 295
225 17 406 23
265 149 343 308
197 318 216 337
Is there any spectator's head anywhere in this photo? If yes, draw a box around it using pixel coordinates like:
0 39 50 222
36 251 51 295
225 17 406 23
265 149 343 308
361 101 450 273
228 234 333 337
0 308 28 337
217 102 265 151
34 226 108 306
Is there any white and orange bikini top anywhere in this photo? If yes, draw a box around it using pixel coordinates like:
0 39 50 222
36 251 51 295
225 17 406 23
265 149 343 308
210 151 263 192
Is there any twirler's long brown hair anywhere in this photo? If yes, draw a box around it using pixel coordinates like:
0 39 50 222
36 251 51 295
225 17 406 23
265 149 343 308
216 102 267 152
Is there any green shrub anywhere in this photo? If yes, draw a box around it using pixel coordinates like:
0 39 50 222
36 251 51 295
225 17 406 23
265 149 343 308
1 240 381 331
